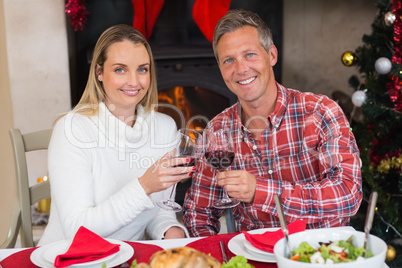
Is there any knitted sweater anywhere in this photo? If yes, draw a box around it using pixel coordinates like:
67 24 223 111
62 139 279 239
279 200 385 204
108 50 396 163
39 102 188 245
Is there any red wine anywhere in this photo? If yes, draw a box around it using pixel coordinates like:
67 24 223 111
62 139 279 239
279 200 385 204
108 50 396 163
173 157 195 167
205 150 234 170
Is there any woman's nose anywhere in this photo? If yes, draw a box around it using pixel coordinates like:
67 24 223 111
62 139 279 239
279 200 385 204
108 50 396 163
127 72 139 86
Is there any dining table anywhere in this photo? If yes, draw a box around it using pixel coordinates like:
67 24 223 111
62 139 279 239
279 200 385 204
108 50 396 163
0 229 390 268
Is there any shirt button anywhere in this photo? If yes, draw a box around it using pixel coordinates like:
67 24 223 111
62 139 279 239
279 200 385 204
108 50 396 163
252 145 257 150
262 205 267 210
268 170 273 174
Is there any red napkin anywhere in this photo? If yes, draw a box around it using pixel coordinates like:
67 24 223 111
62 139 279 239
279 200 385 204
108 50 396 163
124 241 163 265
243 220 306 253
54 226 120 268
0 248 37 268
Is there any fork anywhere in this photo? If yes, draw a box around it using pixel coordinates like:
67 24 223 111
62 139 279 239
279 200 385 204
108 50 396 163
220 240 228 263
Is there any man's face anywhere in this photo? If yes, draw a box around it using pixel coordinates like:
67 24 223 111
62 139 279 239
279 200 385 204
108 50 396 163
216 26 277 105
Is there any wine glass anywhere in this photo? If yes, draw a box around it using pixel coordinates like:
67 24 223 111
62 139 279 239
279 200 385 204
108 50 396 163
157 128 201 212
204 128 240 209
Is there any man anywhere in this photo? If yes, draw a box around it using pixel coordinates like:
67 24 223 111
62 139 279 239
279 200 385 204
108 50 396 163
183 9 362 236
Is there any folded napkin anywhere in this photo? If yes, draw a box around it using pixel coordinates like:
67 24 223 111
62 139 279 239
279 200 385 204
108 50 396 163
243 219 306 253
54 226 120 268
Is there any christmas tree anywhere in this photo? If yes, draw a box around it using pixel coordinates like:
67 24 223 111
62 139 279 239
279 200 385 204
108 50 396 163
342 0 402 267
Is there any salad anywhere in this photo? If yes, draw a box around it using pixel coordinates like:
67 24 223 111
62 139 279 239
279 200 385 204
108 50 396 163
290 235 373 264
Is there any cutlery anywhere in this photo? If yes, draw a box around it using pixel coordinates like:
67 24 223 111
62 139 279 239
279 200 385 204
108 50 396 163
364 191 378 258
219 240 228 263
274 194 292 258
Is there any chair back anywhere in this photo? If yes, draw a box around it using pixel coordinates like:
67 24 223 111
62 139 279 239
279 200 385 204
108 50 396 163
1 128 52 248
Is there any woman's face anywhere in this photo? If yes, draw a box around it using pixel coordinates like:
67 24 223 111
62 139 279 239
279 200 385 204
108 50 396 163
98 40 150 117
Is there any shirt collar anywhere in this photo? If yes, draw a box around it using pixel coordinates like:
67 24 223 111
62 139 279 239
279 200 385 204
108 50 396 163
269 82 288 129
234 82 289 133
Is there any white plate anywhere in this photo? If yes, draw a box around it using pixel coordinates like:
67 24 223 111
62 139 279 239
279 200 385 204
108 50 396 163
43 239 118 266
243 228 279 258
228 228 278 263
30 239 134 268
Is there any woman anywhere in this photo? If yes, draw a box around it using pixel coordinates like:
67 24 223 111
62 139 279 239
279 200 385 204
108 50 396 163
39 24 192 245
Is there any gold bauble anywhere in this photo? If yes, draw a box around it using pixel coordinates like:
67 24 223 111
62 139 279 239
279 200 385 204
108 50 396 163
386 245 396 262
341 51 357 66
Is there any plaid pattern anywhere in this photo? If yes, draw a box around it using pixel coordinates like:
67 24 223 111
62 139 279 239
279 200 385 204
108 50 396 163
183 83 362 237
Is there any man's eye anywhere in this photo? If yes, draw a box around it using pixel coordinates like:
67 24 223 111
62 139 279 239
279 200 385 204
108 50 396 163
223 58 233 64
246 53 255 58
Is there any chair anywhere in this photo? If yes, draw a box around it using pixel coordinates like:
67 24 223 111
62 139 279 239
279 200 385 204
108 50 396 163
1 128 52 248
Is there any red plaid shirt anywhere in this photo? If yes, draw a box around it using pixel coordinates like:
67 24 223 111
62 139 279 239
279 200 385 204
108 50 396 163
183 83 362 237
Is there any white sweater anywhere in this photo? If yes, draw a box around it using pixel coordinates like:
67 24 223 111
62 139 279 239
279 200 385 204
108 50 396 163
39 102 188 245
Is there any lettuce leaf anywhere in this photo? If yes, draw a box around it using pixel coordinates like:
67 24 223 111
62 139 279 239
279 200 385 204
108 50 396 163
221 255 255 268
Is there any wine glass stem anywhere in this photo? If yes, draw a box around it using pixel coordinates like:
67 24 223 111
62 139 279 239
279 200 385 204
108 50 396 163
216 170 231 201
168 183 177 201
222 188 231 200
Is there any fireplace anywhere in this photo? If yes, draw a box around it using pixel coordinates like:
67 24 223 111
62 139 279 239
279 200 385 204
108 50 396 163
66 0 283 205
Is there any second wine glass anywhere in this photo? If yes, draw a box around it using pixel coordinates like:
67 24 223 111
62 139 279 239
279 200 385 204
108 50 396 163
204 128 240 209
157 128 201 212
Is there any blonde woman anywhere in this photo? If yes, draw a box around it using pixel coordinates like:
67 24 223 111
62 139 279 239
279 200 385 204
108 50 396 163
39 24 191 245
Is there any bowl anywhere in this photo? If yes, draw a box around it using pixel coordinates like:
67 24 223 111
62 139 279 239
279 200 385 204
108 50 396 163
273 227 387 268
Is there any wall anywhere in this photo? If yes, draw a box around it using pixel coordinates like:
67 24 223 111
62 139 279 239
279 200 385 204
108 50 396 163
282 0 377 96
0 0 17 243
0 0 378 244
0 0 71 242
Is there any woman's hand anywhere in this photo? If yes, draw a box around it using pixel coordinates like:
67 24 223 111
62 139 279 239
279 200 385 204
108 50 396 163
163 226 186 239
139 152 195 195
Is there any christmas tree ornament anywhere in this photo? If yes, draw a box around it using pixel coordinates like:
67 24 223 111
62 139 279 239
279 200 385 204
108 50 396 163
65 0 89 31
351 90 367 107
341 51 357 66
384 11 396 26
375 57 392 74
386 245 396 262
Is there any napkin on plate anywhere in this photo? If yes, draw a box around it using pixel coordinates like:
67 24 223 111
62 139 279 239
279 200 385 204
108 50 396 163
54 226 120 268
243 220 306 253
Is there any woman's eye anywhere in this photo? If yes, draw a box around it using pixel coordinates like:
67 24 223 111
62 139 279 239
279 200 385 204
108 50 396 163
115 68 125 73
138 67 149 73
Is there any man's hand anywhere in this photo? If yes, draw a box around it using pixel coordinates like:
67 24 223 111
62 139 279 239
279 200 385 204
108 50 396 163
216 170 256 203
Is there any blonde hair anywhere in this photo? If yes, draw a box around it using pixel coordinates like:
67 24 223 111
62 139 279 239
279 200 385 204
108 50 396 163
62 24 158 119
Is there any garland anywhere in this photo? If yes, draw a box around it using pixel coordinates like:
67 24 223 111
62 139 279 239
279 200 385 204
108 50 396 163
390 0 402 112
65 0 89 32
